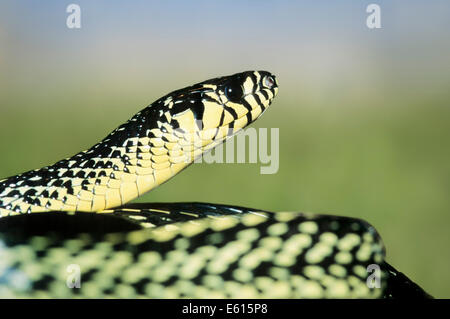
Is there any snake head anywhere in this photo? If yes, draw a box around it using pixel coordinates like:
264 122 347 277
161 71 278 145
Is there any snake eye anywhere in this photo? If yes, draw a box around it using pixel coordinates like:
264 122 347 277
224 81 244 103
263 75 275 89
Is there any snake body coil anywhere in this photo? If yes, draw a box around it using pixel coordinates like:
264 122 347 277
0 71 429 298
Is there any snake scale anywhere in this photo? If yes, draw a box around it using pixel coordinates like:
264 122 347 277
0 71 430 298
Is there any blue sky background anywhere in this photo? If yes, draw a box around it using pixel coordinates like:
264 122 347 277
1 0 449 102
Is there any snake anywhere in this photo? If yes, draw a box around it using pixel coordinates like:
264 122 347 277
0 71 430 298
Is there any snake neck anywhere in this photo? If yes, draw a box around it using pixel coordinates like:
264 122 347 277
0 71 278 217
0 104 227 216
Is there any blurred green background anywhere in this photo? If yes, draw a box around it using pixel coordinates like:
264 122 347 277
1 1 449 297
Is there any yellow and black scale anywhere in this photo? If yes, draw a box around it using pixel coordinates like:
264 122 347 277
0 71 430 298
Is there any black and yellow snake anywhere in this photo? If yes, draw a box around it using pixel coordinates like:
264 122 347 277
0 71 430 298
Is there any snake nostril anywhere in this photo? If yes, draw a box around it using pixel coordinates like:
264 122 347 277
263 75 275 89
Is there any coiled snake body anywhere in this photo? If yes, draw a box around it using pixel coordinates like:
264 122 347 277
0 71 430 298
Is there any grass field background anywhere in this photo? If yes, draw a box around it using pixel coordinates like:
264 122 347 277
1 1 449 297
